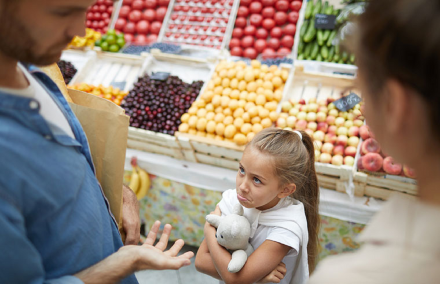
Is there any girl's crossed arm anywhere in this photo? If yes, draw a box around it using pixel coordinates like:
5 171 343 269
203 221 291 284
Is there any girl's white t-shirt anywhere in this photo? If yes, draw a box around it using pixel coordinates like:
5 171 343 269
218 189 309 284
0 64 75 139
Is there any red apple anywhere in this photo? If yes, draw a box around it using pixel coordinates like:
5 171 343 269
403 165 416 178
283 24 296 36
249 2 263 14
320 153 332 164
295 119 307 131
321 143 334 154
275 0 289 11
345 146 357 157
241 36 255 48
244 47 258 59
230 46 243 56
263 19 276 31
235 17 247 28
262 0 275 7
156 7 167 21
348 126 360 137
270 27 283 38
262 7 275 18
274 12 287 25
250 14 263 27
383 157 403 175
143 9 156 21
362 153 383 172
243 25 256 36
331 155 344 166
290 1 302 11
336 135 348 147
232 28 243 38
150 21 162 34
281 35 294 48
229 38 241 48
254 39 267 53
145 0 157 9
333 145 344 156
256 28 268 39
288 11 299 24
136 20 150 34
317 122 328 133
267 38 280 50
344 156 355 166
361 138 381 155
237 6 249 17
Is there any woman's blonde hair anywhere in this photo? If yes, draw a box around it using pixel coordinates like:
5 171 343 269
248 127 320 273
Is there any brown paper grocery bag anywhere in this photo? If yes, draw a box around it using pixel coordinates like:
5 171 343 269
67 89 129 241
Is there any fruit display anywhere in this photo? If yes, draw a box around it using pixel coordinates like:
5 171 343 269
69 29 102 49
68 83 128 106
178 60 289 146
276 97 364 166
161 0 234 49
95 30 126 52
297 0 355 64
128 157 151 200
57 60 77 85
121 74 204 135
357 125 416 178
86 0 115 33
115 0 169 44
229 0 301 59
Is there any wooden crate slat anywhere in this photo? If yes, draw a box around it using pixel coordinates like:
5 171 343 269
127 139 183 160
194 153 239 171
365 175 417 195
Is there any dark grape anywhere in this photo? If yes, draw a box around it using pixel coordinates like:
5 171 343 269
57 60 77 84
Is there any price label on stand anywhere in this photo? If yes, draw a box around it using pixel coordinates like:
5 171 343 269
110 81 126 90
334 92 362 112
151 72 171 81
315 14 337 30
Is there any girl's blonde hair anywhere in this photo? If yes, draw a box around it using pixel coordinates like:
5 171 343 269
248 127 320 273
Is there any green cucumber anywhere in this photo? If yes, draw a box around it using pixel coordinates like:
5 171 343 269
333 54 340 62
298 40 305 54
321 45 329 59
311 42 320 59
317 30 324 45
350 54 356 64
298 54 305 60
326 30 336 47
328 46 335 61
305 0 314 19
304 42 313 58
300 20 310 39
342 51 348 62
320 1 328 14
338 59 345 64
316 54 323 61
303 20 316 43
312 0 322 16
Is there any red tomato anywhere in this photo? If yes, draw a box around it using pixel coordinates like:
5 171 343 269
98 20 105 28
156 7 167 21
254 39 267 53
129 10 142 22
229 38 241 48
87 12 94 21
243 25 256 36
283 24 296 36
107 6 113 14
275 0 289 11
237 6 249 17
135 34 148 44
123 0 133 5
262 18 275 31
94 12 102 21
147 34 158 43
290 1 302 12
274 11 287 25
123 22 136 34
150 21 162 34
101 12 110 19
277 47 291 56
241 35 255 48
158 0 170 7
267 38 280 50
262 7 275 19
92 5 99 12
115 18 126 31
239 0 252 7
270 27 282 38
262 48 276 59
288 11 299 24
249 2 262 14
230 46 243 57
131 0 144 10
281 35 294 48
232 28 243 38
243 47 257 59
119 5 131 18
136 20 150 34
261 0 275 7
143 9 156 21
249 14 263 27
255 28 268 39
182 6 190 12
104 18 111 25
145 0 157 9
99 4 107 13
86 20 92 27
235 17 247 28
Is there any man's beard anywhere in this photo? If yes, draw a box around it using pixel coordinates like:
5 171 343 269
0 4 71 66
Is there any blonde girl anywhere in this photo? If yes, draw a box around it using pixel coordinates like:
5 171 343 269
196 128 320 284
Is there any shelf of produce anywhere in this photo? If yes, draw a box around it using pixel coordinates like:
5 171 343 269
292 0 357 76
157 0 239 52
175 131 244 170
126 53 215 159
69 52 149 92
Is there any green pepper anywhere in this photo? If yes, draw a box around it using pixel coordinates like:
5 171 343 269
328 46 335 61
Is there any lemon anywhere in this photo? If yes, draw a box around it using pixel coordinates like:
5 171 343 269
241 123 252 135
252 123 263 133
259 108 269 119
244 71 255 82
242 112 251 123
230 79 239 89
206 112 215 120
222 78 230 88
234 117 244 129
178 123 189 133
233 107 244 118
238 80 247 91
215 123 225 136
206 121 216 133
256 94 267 106
234 133 247 146
247 92 257 102
272 76 283 88
181 113 190 123
188 116 198 128
197 108 207 118
224 125 237 139
229 99 239 110
261 118 272 128
230 89 240 99
214 113 225 123
251 116 261 124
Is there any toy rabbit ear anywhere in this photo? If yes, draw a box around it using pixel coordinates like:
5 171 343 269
232 204 244 216
206 214 221 228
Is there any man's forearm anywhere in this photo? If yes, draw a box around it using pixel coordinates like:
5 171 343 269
75 248 138 284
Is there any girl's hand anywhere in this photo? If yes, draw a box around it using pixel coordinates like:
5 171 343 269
256 262 287 283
